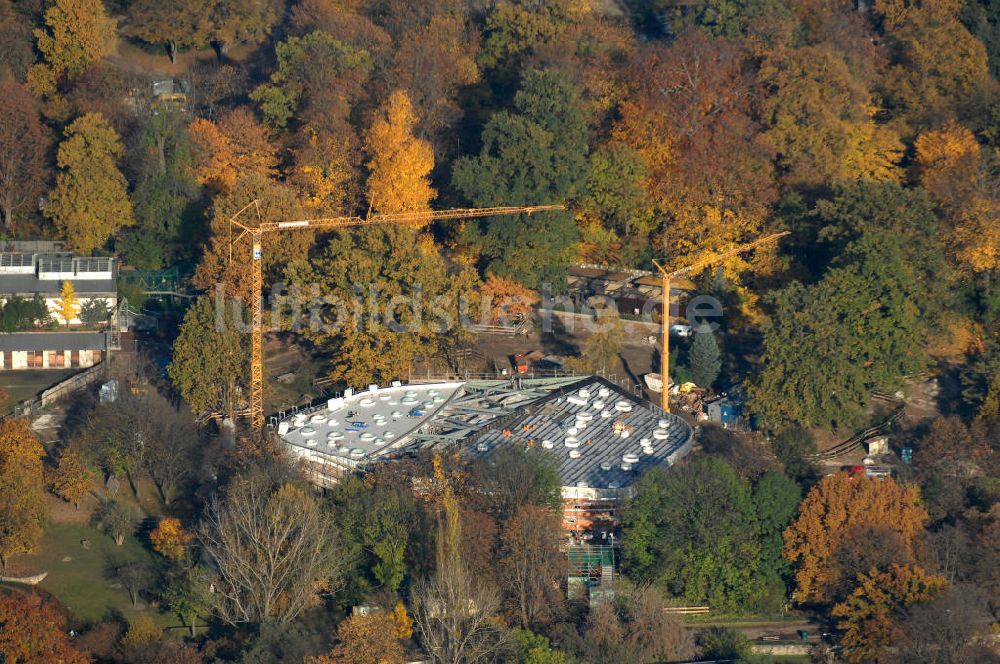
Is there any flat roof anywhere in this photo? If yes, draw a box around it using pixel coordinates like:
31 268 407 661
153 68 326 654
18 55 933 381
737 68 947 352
278 382 465 462
471 377 691 493
276 376 693 494
0 275 116 295
0 332 109 351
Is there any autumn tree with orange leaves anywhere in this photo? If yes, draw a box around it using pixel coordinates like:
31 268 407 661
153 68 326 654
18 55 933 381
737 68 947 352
915 122 1000 275
0 591 90 664
831 564 946 664
306 603 413 664
0 418 47 569
364 90 436 217
782 473 928 605
48 445 92 509
479 274 540 324
150 517 193 560
189 108 278 193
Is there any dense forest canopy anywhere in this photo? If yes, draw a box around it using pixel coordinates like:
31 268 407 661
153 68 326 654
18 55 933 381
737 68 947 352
0 0 999 662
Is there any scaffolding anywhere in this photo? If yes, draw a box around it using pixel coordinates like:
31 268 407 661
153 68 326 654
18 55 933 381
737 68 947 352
567 544 616 605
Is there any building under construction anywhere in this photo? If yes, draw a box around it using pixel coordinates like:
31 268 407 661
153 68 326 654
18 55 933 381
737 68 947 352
275 375 693 540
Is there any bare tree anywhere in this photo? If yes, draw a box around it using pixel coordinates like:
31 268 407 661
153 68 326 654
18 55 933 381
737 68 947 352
140 396 200 505
411 561 509 664
890 585 999 664
197 474 343 625
92 499 137 546
413 464 509 664
114 560 154 608
579 584 695 664
617 584 696 663
499 504 565 628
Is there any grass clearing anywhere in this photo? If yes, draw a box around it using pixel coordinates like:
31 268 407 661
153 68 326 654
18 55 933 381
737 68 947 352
0 368 79 413
17 521 170 626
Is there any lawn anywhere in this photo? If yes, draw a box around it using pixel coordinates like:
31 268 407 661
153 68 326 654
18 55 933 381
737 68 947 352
0 368 78 413
20 521 172 626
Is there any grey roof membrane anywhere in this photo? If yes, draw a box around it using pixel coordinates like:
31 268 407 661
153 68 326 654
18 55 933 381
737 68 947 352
0 332 109 351
278 375 693 492
0 274 116 296
471 377 691 491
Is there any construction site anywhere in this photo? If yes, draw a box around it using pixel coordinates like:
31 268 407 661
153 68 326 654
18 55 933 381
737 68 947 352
276 375 694 541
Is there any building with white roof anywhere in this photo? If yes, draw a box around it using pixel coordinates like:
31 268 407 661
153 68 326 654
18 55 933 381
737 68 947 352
275 376 693 539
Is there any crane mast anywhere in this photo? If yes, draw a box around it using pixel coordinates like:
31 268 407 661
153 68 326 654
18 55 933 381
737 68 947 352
653 231 789 413
228 203 565 433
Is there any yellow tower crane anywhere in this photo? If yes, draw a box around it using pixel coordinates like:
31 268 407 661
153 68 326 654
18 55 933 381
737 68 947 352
652 231 789 413
227 202 565 433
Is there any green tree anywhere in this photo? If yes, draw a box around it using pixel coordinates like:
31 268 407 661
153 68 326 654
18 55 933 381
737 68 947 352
697 627 768 664
453 69 587 288
621 457 766 611
688 327 722 389
46 113 136 254
168 296 249 417
752 472 800 583
513 629 566 664
251 31 373 130
961 340 1000 420
79 298 111 325
327 472 426 597
771 427 818 484
694 0 794 39
294 226 479 386
815 180 947 303
750 229 927 429
27 0 117 95
0 296 49 332
478 0 580 84
583 142 651 239
162 565 212 636
119 111 200 269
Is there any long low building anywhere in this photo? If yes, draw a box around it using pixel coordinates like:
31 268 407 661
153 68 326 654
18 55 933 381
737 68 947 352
0 332 109 369
275 376 693 540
